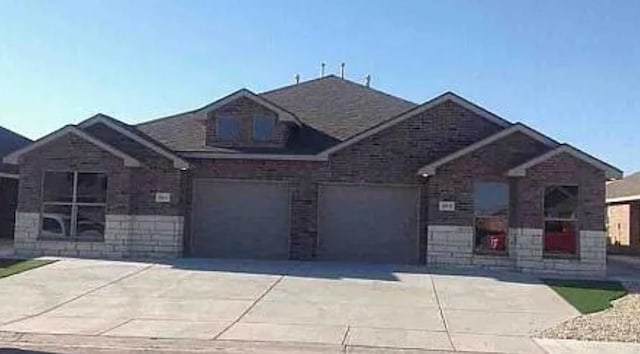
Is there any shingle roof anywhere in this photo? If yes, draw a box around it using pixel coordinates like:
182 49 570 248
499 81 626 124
261 75 417 140
136 75 416 152
0 126 31 174
607 171 640 201
78 114 189 168
136 110 204 152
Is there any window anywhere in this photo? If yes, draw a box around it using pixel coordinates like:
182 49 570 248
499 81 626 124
474 182 509 253
217 115 240 141
41 172 107 240
544 185 578 255
253 114 276 141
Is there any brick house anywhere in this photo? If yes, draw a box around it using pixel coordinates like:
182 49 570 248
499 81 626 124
4 76 621 277
606 172 640 249
0 126 31 241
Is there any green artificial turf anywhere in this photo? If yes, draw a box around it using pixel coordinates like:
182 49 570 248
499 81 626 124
0 259 55 279
544 279 627 314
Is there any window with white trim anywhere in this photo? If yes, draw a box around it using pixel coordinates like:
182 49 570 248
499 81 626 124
543 185 578 255
474 182 509 253
252 113 276 141
216 114 241 141
41 172 107 240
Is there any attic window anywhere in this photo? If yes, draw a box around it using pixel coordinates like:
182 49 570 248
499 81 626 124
217 114 240 141
253 113 276 141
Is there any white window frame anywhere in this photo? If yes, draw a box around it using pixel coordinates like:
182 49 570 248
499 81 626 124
40 171 107 240
252 113 276 142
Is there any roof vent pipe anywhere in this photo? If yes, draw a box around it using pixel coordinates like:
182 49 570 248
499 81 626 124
340 63 345 79
321 63 326 78
365 75 371 87
295 74 300 84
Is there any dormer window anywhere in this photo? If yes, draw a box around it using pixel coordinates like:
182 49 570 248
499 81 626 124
217 114 240 141
253 113 276 141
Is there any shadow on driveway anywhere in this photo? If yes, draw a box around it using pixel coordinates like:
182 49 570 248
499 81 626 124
165 257 545 285
608 254 640 285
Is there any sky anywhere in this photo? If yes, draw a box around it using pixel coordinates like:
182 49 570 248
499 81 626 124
1 0 639 173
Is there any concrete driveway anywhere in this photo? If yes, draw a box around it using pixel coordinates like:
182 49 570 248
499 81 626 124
0 258 578 353
608 254 640 282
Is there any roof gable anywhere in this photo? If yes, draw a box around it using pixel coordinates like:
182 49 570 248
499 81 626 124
196 89 301 125
417 123 558 176
507 144 622 180
3 125 141 167
78 114 190 169
320 92 512 157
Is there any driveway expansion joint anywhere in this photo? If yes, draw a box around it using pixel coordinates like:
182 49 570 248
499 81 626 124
96 318 135 336
430 275 455 350
340 325 350 353
0 263 156 328
212 273 286 340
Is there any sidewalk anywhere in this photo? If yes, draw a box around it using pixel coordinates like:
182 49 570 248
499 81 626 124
535 338 640 354
2 331 640 354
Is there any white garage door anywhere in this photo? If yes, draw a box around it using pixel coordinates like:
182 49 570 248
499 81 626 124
318 184 420 264
191 179 291 259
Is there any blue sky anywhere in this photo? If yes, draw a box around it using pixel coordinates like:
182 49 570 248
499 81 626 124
1 0 638 173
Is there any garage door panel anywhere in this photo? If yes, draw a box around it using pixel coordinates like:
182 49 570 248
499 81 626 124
191 179 290 259
318 184 419 264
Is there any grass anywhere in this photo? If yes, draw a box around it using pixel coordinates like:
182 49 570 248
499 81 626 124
0 259 55 279
544 279 627 314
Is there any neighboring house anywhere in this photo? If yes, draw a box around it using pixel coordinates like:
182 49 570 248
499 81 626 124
3 75 621 277
606 172 640 249
0 126 32 240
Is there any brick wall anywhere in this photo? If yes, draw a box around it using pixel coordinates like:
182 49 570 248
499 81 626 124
517 153 607 276
84 123 185 217
17 133 131 214
14 131 184 258
608 203 630 245
607 201 640 248
423 138 608 277
329 100 504 184
205 97 290 148
427 131 551 226
513 152 606 230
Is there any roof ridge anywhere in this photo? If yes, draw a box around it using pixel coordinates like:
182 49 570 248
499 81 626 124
260 75 417 106
258 75 340 96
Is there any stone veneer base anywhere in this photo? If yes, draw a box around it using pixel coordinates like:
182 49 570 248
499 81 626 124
13 212 183 259
427 225 606 278
12 214 607 278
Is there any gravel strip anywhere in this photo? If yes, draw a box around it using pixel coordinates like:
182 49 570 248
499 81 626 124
537 282 640 342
